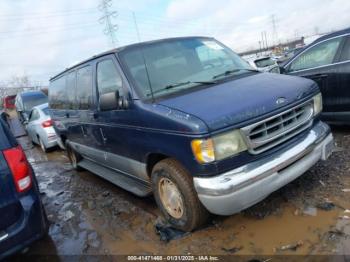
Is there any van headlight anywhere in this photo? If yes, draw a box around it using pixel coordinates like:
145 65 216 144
313 93 323 115
191 130 247 163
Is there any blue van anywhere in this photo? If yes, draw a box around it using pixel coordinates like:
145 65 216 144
49 37 334 231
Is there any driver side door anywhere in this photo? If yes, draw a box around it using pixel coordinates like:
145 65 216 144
284 35 346 113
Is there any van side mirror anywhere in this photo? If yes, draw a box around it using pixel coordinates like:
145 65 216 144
99 91 120 111
99 91 129 111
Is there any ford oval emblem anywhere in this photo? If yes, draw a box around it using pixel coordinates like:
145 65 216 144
276 97 286 105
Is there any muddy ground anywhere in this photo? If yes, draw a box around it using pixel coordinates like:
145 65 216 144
10 119 350 259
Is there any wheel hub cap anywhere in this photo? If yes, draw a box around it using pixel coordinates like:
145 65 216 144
158 178 184 219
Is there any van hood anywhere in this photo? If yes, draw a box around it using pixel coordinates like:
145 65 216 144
158 73 318 131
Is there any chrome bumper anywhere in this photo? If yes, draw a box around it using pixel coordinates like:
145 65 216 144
193 121 333 215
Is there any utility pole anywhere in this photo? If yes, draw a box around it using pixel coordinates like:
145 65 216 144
98 0 118 47
258 41 262 53
261 32 265 51
271 14 278 45
264 31 268 50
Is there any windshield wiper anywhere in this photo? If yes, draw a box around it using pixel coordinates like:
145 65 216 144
149 80 217 96
212 68 259 79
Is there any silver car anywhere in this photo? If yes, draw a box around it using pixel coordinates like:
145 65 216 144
26 103 59 152
246 56 280 73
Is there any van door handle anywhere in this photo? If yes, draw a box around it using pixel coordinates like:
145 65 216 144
313 74 328 79
100 128 107 143
81 126 87 137
89 112 98 119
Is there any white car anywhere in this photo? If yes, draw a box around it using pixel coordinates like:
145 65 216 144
26 103 60 152
247 56 280 73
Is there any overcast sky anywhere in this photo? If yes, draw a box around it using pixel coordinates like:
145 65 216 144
0 0 349 86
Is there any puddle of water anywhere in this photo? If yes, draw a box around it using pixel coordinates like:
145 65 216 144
79 203 339 255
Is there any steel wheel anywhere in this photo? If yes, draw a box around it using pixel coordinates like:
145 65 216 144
158 177 184 219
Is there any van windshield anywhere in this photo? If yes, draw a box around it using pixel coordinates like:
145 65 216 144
119 38 253 99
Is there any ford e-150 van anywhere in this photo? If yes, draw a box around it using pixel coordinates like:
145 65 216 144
49 37 334 231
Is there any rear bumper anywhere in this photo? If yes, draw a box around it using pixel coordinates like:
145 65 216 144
193 121 333 215
46 139 58 149
0 192 47 259
43 127 58 149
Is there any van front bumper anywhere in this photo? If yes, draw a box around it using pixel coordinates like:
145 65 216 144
193 121 333 216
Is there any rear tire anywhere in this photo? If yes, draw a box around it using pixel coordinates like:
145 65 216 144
66 142 83 171
151 158 209 232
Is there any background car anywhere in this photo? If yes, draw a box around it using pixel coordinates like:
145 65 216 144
26 103 59 153
246 56 280 73
15 90 48 123
281 27 350 124
0 115 48 259
277 47 304 64
3 95 16 110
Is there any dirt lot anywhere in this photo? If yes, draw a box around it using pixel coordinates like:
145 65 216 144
10 116 350 259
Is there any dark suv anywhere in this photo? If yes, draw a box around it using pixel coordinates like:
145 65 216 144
281 27 350 124
49 36 334 231
0 114 48 259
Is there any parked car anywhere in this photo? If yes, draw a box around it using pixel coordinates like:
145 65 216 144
15 91 48 123
277 47 304 64
281 27 350 124
3 95 16 110
49 36 333 231
247 56 280 73
26 103 59 152
0 115 48 259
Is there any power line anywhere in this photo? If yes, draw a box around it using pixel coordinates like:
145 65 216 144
0 21 98 35
98 0 118 47
0 7 97 18
0 23 100 40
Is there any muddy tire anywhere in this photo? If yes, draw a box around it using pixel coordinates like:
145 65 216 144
151 158 209 232
66 142 83 171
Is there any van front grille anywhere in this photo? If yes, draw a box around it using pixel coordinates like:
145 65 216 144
241 102 314 154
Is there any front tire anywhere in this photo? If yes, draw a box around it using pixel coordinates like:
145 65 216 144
151 158 209 232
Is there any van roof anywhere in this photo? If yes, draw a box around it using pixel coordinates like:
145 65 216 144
311 27 350 45
19 90 46 98
50 36 213 81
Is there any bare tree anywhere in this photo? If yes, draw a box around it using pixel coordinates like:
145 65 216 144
8 74 31 88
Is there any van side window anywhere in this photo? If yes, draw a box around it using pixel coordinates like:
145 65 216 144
66 71 76 109
97 59 123 96
76 66 93 110
289 37 343 72
49 76 67 109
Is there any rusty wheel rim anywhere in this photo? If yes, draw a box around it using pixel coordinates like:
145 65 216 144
158 177 184 219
